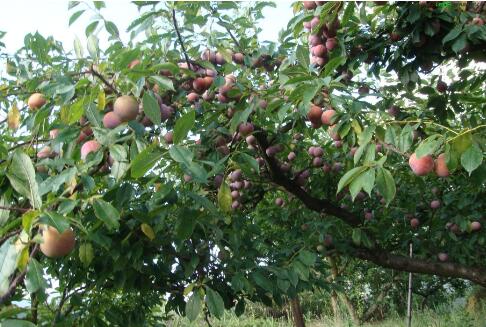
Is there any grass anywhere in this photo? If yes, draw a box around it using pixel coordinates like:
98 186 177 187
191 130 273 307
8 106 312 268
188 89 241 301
165 302 486 327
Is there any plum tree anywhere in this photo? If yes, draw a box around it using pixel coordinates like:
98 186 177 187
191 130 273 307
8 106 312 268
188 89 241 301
0 2 485 325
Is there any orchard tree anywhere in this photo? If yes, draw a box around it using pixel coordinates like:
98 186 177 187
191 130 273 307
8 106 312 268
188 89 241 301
0 1 485 325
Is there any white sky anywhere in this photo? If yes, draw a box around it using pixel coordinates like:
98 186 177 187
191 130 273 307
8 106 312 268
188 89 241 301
0 1 294 53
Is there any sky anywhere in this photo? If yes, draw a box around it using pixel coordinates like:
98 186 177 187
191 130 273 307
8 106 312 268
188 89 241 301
0 1 294 54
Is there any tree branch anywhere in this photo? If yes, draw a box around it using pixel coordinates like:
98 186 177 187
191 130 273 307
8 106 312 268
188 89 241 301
89 66 121 96
253 128 362 227
0 205 30 213
211 7 242 52
254 126 486 287
172 9 192 70
352 247 486 288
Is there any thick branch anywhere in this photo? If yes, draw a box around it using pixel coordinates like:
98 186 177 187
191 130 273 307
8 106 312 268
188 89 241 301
353 247 486 288
253 129 362 227
254 127 486 286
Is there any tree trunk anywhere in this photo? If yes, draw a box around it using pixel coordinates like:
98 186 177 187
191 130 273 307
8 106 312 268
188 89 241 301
331 291 339 319
290 297 306 327
30 293 38 324
340 293 360 325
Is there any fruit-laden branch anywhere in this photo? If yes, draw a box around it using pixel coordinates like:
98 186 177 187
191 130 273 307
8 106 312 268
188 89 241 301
0 244 39 305
253 128 362 227
253 127 486 287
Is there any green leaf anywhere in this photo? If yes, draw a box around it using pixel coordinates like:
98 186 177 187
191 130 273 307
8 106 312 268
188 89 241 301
415 135 442 158
0 239 18 296
298 250 316 266
323 56 346 77
7 150 42 209
93 199 120 230
87 34 99 59
85 20 99 37
186 292 202 322
141 223 155 240
0 196 10 227
79 243 94 267
398 125 413 153
151 62 179 75
142 91 161 125
296 44 310 68
352 229 362 246
452 33 467 53
25 259 47 294
176 209 198 240
39 212 70 233
341 1 355 25
169 145 194 167
230 106 252 132
131 145 164 178
205 287 225 319
61 98 84 124
217 182 232 213
442 24 463 44
84 101 102 128
104 20 119 37
350 169 375 199
233 153 259 175
186 162 208 183
148 75 175 91
0 320 36 327
337 166 367 194
173 110 195 144
461 144 482 175
376 168 396 206
69 10 84 26
277 279 290 292
39 167 77 196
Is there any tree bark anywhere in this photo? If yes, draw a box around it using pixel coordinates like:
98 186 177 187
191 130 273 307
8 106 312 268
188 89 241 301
340 293 360 325
254 129 486 287
30 293 38 324
290 297 306 327
330 291 339 319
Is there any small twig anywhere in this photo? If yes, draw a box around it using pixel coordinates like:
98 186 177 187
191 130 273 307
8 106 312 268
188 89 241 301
211 7 242 52
0 205 30 213
89 66 121 96
0 229 21 245
204 310 213 327
172 9 192 70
